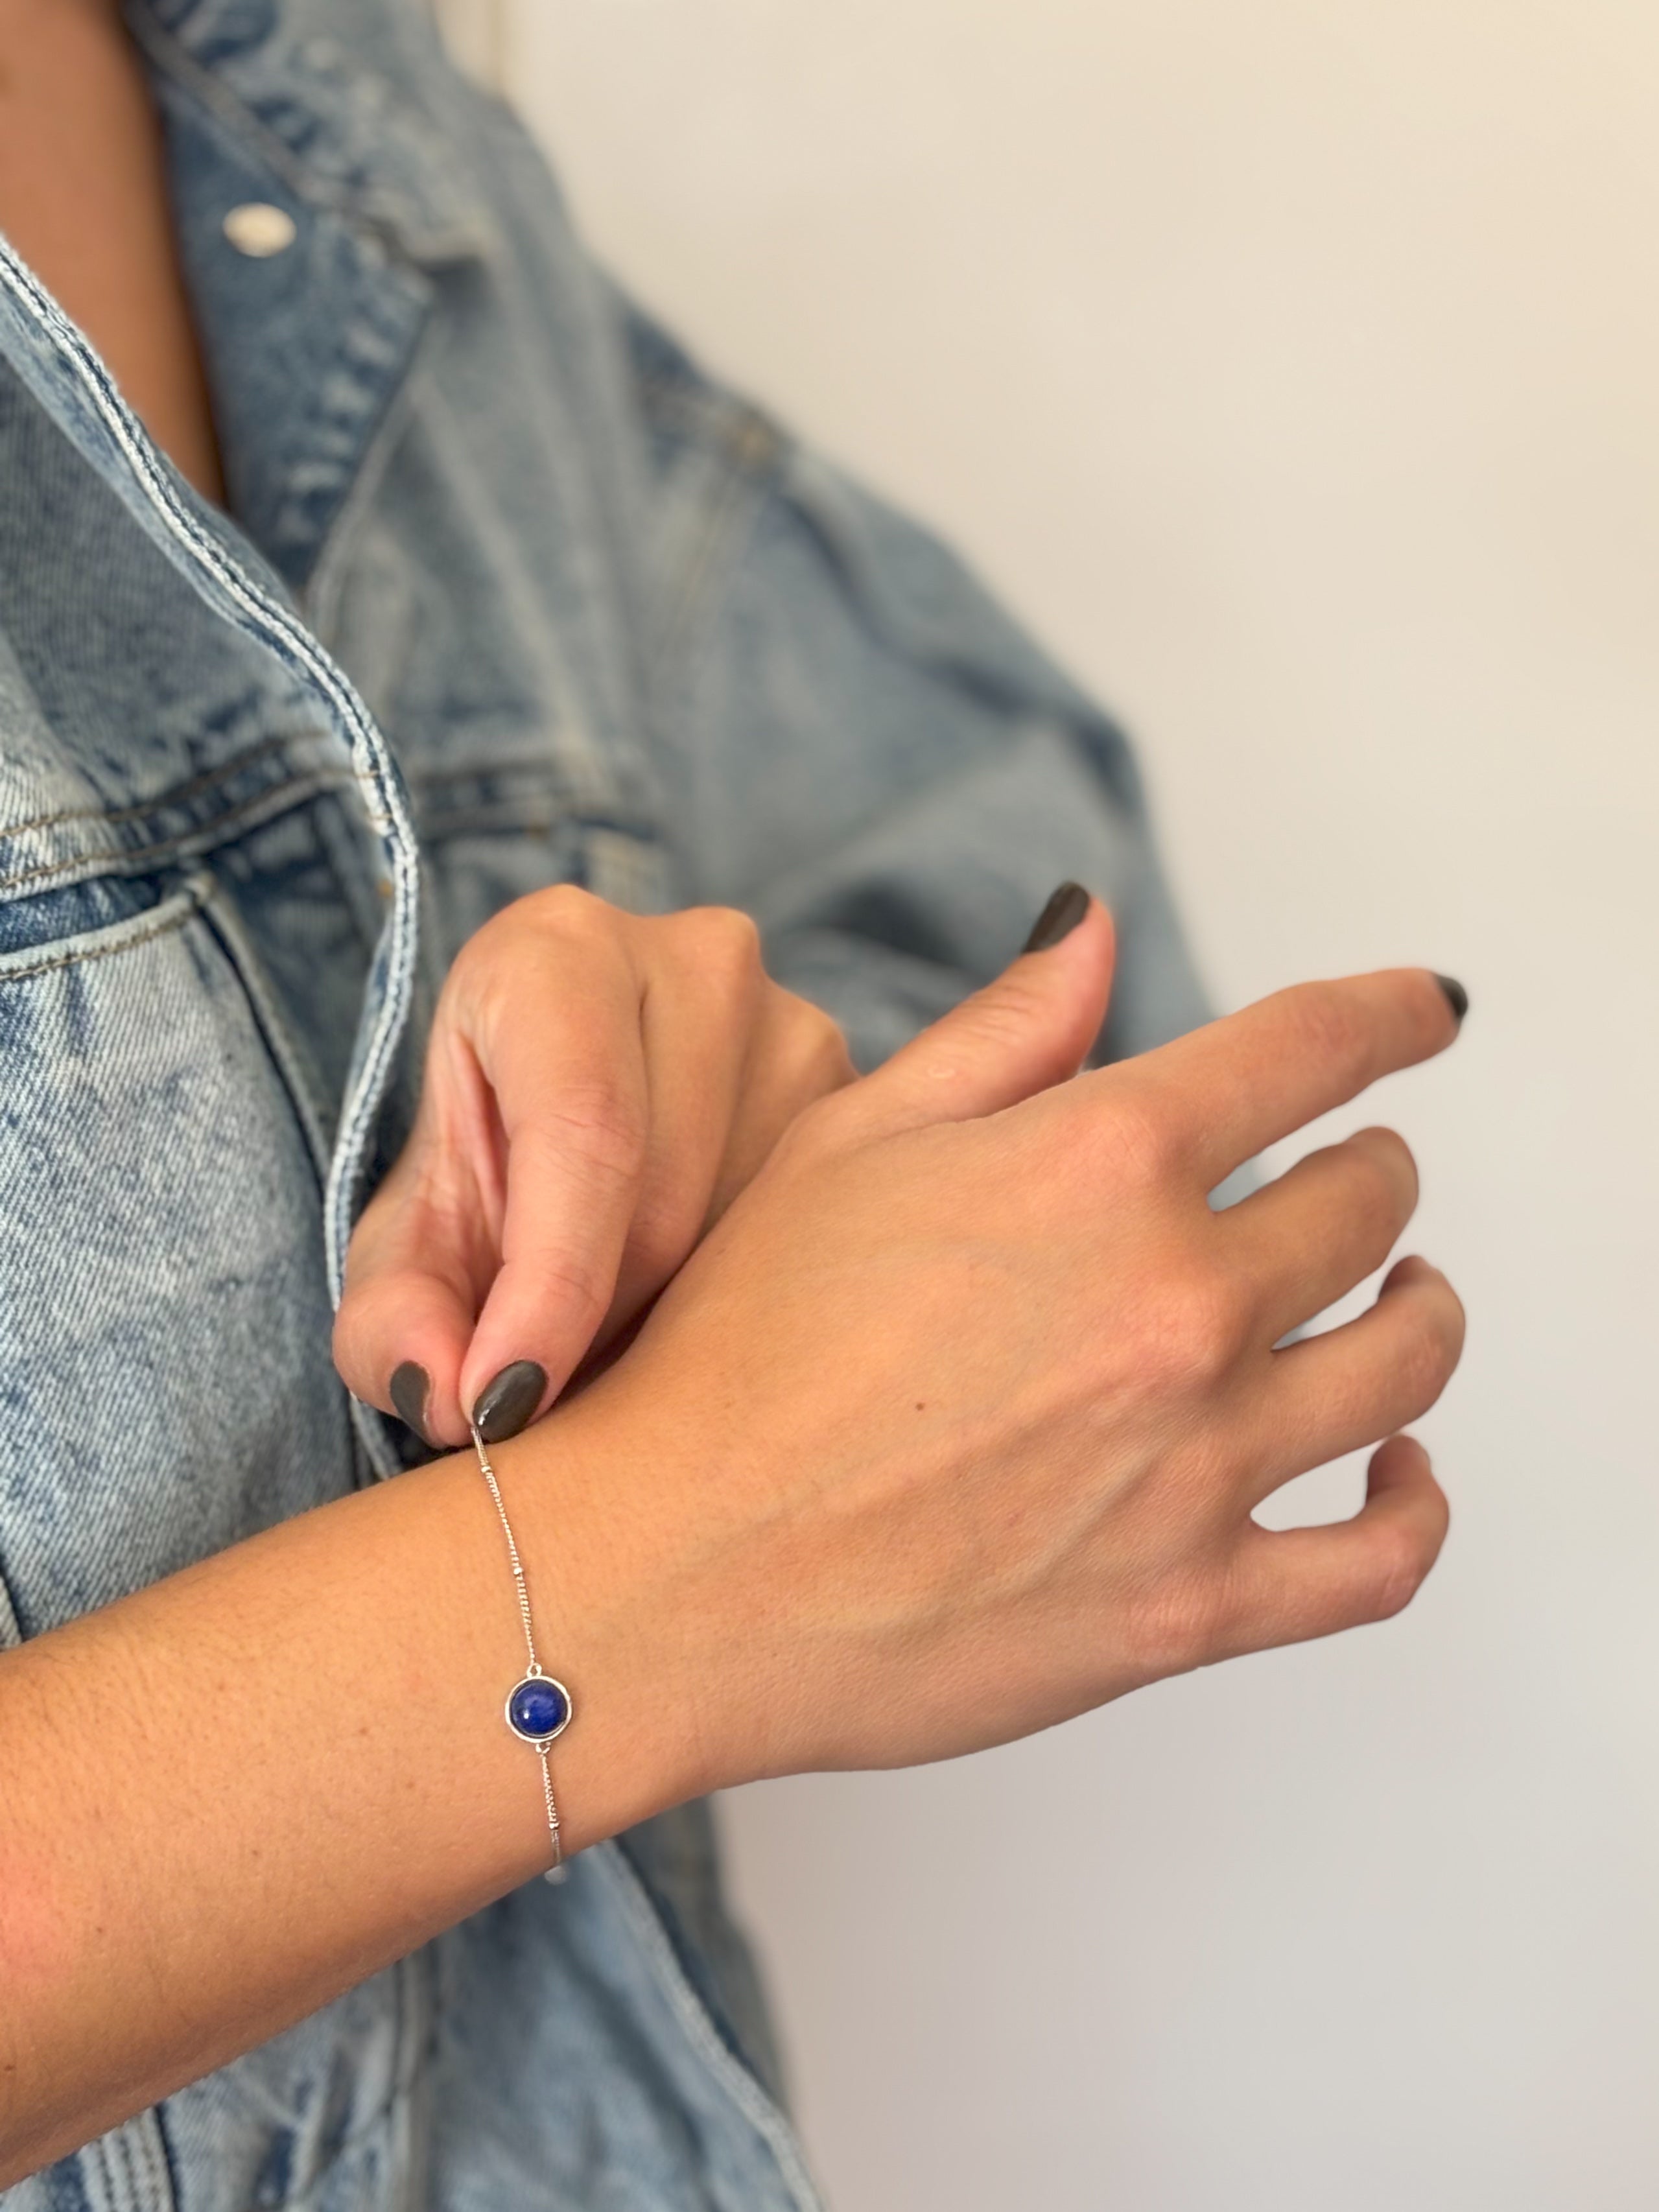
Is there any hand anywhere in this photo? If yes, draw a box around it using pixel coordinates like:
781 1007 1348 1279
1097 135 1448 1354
0 891 1466 2175
333 887 856 1448
517 895 1465 1796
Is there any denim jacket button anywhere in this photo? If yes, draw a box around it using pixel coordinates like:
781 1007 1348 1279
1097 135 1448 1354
222 202 298 257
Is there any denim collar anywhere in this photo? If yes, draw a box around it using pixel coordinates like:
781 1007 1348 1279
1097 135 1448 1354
125 0 495 268
108 0 497 589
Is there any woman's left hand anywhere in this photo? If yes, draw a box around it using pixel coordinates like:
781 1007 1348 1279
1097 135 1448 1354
333 887 856 1447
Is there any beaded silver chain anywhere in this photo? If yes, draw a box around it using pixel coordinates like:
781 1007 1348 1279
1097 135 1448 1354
470 1419 572 1883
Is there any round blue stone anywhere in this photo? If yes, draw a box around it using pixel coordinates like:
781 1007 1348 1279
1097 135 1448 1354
507 1676 569 1742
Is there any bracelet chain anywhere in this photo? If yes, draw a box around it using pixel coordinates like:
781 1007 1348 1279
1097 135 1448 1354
471 1420 566 1883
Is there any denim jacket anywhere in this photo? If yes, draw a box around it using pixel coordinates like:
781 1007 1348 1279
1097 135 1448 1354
0 2 1210 2205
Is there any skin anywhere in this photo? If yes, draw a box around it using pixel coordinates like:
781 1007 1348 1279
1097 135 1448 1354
0 5 1466 2183
335 889 858 1444
0 0 224 502
0 920 1465 2180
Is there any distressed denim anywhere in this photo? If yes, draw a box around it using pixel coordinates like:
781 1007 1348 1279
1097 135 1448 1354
0 1 1213 2206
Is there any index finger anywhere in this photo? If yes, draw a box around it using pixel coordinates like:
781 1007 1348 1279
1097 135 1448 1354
1107 969 1465 1187
455 928 653 1437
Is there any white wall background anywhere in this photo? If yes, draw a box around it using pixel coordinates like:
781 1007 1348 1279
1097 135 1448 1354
450 5 1659 2204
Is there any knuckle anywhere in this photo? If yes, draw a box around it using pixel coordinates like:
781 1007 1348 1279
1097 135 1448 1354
1094 1090 1178 1190
519 1249 613 1332
1395 1302 1461 1413
469 884 604 967
330 1278 401 1393
674 903 762 979
1126 1569 1226 1677
446 886 613 1015
1341 1131 1417 1242
1350 1124 1417 1206
959 977 1053 1056
1363 1522 1433 1622
1131 1260 1249 1391
1394 1323 1443 1406
1285 982 1371 1087
538 1081 650 1182
523 882 608 935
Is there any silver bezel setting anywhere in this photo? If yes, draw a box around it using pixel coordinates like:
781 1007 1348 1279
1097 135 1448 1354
505 1668 572 1746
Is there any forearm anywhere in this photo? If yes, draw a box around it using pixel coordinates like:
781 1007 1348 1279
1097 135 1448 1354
0 943 1466 2183
0 1412 694 2183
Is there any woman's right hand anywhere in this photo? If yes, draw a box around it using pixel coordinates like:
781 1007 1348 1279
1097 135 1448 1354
513 892 1466 1806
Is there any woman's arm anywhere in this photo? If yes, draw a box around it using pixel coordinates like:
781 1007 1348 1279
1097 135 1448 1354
0 1420 685 2183
0 913 1465 2182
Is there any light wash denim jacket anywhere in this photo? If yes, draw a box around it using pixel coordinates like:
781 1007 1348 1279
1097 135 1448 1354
0 1 1212 2205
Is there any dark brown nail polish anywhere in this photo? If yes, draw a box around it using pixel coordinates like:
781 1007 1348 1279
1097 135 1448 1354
1022 881 1090 954
473 1359 547 1444
390 1361 433 1446
1434 974 1469 1023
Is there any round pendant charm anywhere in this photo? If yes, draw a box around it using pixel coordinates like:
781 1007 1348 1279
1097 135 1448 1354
505 1673 572 1745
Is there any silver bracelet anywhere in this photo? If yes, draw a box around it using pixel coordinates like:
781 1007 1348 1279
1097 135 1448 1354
470 1419 572 1883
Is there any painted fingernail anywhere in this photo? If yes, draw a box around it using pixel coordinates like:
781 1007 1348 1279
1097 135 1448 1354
1022 882 1090 954
1434 974 1469 1024
389 1361 434 1447
473 1359 548 1443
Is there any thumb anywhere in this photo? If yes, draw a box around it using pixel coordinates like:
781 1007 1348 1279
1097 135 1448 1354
853 884 1115 1136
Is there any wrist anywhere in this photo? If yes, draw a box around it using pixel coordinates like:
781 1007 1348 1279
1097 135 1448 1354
485 1383 734 1853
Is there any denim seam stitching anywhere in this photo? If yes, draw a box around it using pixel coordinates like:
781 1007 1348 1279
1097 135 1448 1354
0 877 209 985
0 729 333 843
596 1845 827 2212
0 241 423 1310
0 770 356 897
662 447 769 669
199 880 336 1186
89 2125 126 2212
636 371 786 480
301 317 432 641
130 2112 178 2212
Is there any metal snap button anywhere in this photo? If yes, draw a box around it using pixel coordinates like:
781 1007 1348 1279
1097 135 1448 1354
222 203 298 258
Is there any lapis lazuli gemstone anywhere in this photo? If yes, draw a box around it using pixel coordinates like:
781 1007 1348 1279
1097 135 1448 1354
507 1677 569 1742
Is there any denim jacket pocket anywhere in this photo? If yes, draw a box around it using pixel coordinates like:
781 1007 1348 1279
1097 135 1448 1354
0 860 433 2212
0 873 211 984
0 865 355 1634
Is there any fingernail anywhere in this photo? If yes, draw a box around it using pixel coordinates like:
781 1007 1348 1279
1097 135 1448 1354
389 1361 434 1447
1434 974 1469 1024
1022 882 1090 954
473 1359 547 1443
